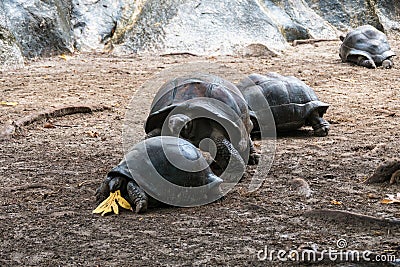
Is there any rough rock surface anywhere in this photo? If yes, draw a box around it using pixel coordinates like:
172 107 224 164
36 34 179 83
0 25 24 70
112 0 288 56
0 0 399 69
1 0 74 58
305 0 400 35
71 0 138 51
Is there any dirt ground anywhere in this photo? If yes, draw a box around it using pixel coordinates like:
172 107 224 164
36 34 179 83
1 39 399 266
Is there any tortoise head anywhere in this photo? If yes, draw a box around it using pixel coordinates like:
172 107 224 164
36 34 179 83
168 114 192 138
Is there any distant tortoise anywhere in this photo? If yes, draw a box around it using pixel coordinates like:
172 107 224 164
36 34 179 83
94 136 223 214
145 73 259 177
237 72 330 137
339 25 396 69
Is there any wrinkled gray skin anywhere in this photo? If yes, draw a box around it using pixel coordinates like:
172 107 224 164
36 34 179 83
95 137 223 213
306 110 330 137
339 25 396 69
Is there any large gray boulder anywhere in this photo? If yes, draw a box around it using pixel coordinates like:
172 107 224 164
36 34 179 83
1 0 74 58
110 0 399 56
112 0 289 56
305 0 400 35
71 0 138 51
0 0 399 67
260 0 338 41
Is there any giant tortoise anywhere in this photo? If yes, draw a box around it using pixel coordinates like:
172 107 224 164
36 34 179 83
339 25 396 69
144 73 259 177
94 136 223 214
237 72 330 137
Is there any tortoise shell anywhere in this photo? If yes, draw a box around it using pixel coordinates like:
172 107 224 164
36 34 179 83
238 72 329 133
107 136 223 206
145 73 253 151
339 25 395 66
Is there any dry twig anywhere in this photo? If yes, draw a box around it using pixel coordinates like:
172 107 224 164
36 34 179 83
292 38 338 46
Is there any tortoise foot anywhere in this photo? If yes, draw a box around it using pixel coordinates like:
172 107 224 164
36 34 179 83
248 139 260 165
127 181 148 213
382 59 393 69
314 125 329 137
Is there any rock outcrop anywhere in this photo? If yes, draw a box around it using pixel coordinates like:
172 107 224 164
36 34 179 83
1 0 74 58
0 0 399 69
112 0 289 56
0 25 24 71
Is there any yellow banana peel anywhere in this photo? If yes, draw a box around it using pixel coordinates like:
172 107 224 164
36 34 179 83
93 190 132 216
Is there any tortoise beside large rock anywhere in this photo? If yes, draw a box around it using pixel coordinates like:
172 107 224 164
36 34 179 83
237 72 330 137
339 25 396 69
94 136 223 214
144 73 259 177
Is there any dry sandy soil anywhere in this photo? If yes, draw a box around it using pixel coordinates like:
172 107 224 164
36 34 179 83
0 39 399 266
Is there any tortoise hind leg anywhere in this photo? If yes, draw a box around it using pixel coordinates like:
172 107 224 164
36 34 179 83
307 110 330 137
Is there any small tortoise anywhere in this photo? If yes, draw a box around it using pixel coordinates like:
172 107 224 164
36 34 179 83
339 25 396 69
237 72 330 137
145 73 259 177
94 136 223 214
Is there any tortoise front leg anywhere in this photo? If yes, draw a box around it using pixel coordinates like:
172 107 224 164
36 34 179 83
126 181 148 213
307 110 330 137
96 176 150 213
248 139 260 165
212 135 246 182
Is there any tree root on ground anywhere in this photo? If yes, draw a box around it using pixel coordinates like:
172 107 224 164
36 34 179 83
0 105 111 140
292 38 338 46
303 209 400 227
